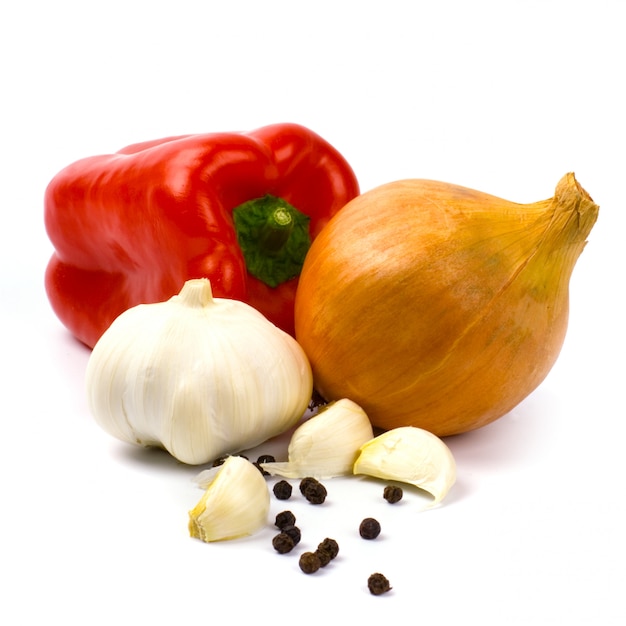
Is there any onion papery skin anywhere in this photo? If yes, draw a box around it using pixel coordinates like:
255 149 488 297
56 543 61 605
294 174 598 436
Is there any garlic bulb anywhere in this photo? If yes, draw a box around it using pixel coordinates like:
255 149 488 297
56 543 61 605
353 426 456 504
260 398 375 479
189 455 270 542
85 279 313 465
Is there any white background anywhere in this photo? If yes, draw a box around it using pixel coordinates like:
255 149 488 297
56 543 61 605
2 1 624 624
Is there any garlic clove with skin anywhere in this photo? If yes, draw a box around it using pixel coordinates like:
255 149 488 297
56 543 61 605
188 455 270 542
85 278 313 465
259 398 375 479
353 426 456 505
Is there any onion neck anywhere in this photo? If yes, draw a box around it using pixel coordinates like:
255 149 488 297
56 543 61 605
552 172 599 244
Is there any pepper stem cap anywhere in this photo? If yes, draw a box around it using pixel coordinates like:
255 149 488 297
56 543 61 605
233 195 311 288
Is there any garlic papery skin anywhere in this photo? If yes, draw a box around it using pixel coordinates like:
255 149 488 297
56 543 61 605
85 278 313 465
188 455 270 542
353 426 456 505
260 398 374 479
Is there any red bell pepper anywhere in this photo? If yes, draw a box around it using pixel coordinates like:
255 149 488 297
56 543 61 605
44 123 359 348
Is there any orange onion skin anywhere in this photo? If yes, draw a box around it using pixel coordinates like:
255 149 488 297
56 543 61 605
294 174 599 436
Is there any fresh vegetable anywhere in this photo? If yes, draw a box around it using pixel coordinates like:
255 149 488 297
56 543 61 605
85 278 312 465
294 173 599 436
44 123 359 348
188 455 270 542
353 427 457 504
258 398 374 479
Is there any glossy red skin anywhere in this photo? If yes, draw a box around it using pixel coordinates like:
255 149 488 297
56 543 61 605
44 123 359 348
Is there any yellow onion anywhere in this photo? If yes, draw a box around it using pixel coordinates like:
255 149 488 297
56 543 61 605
294 173 598 436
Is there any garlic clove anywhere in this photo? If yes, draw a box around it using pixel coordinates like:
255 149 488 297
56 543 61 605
353 426 456 504
188 455 270 542
260 398 374 479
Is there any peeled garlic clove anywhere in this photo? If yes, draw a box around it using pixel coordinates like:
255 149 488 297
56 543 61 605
188 455 270 542
353 426 456 504
260 398 374 479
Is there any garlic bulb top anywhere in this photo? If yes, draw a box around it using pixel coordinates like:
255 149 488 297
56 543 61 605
85 278 313 465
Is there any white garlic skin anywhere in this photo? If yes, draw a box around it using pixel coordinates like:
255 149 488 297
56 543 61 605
85 279 313 465
260 398 375 479
188 455 270 542
353 426 456 504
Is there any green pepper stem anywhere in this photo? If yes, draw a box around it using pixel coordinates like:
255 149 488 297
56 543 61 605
259 207 295 255
232 195 311 288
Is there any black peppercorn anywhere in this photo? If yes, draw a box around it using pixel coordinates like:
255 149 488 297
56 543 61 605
299 476 318 495
302 479 327 504
256 454 275 464
359 517 381 540
315 537 339 567
253 462 269 476
274 510 296 530
315 548 332 567
367 572 391 595
272 532 295 554
299 551 322 574
317 537 339 560
281 524 301 546
383 484 403 504
272 480 293 500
